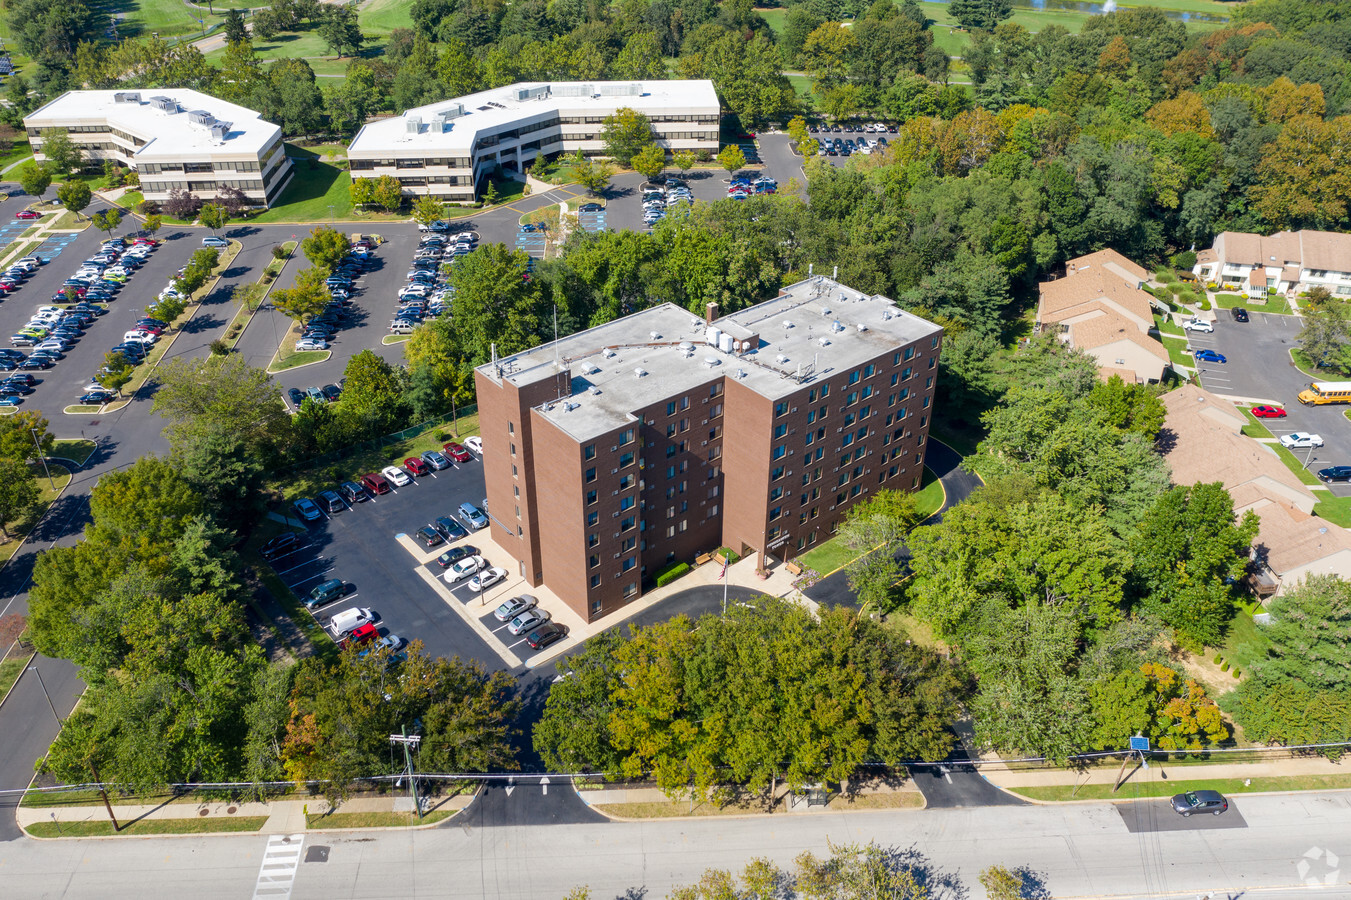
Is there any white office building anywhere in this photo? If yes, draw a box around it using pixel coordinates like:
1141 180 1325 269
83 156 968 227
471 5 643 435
347 80 721 202
24 89 293 208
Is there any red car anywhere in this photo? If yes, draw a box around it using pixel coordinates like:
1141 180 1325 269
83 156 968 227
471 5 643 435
1252 405 1287 418
443 441 471 463
404 456 431 476
339 622 378 650
14 210 41 220
132 237 158 246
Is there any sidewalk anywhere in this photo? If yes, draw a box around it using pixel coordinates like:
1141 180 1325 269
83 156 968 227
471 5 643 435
17 792 475 836
975 756 1349 790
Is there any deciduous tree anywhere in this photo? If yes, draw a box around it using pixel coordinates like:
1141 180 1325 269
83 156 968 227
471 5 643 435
0 459 39 542
300 225 349 271
17 163 51 199
630 143 666 181
271 266 330 325
55 180 91 221
198 202 226 234
601 107 654 168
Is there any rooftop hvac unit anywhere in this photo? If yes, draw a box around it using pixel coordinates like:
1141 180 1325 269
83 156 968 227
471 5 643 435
564 402 579 411
590 387 602 395
113 92 141 104
857 323 868 332
209 122 231 141
782 320 794 329
599 83 642 96
649 331 661 340
634 368 647 377
149 96 179 113
555 83 594 98
705 326 721 347
821 307 832 316
516 86 549 102
718 333 733 353
603 348 616 358
406 116 423 134
188 110 215 126
776 355 789 364
690 318 703 329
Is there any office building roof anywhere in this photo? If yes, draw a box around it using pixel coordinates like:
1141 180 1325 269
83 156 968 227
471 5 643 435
25 89 280 159
478 277 941 442
349 80 719 157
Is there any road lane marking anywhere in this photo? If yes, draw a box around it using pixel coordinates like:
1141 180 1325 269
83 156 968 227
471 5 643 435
252 834 304 899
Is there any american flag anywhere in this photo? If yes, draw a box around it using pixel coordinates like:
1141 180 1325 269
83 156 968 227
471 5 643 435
720 556 729 580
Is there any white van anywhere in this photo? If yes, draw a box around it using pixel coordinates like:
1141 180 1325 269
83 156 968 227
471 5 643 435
327 606 373 635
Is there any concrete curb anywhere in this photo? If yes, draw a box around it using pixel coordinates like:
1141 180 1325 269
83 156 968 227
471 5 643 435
1002 785 1351 807
0 648 38 712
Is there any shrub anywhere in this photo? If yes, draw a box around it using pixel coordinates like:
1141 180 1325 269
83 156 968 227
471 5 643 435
1171 250 1198 269
1214 654 1223 664
1221 660 1230 672
654 562 691 587
261 273 273 284
717 546 740 564
272 245 289 260
138 200 160 215
1199 298 1212 311
1232 668 1241 679
1168 282 1183 296
209 338 229 356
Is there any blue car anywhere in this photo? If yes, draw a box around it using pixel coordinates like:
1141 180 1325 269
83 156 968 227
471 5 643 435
1194 349 1227 363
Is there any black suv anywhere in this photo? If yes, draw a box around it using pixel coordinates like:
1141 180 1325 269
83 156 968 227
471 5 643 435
261 532 303 560
1231 307 1249 322
338 481 367 503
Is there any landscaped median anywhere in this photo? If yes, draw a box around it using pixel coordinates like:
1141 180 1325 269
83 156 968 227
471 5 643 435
581 775 924 820
223 240 296 352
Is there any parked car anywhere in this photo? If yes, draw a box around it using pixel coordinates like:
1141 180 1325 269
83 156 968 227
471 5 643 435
318 489 345 513
469 566 507 592
1317 466 1351 483
261 531 304 561
293 497 323 522
339 621 379 650
442 441 471 463
436 545 479 568
421 449 450 470
1193 349 1227 363
359 472 392 495
202 236 230 248
1231 307 1250 322
415 525 444 548
445 555 487 582
295 338 328 352
339 481 367 503
494 594 538 622
434 515 468 540
1170 790 1228 817
1280 432 1325 449
287 387 306 408
525 622 568 650
380 465 412 486
14 209 41 220
506 608 549 635
1251 405 1287 418
458 502 488 530
464 436 483 455
404 456 432 476
305 578 347 610
1183 318 1213 333
80 390 116 404
321 383 342 402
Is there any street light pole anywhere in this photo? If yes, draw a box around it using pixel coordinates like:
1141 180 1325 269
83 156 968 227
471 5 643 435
30 428 55 490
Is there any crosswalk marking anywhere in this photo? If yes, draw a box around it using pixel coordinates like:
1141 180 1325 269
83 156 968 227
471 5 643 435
253 834 305 899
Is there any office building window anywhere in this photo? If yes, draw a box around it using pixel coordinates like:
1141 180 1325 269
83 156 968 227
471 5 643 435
585 467 596 483
775 401 789 417
619 496 635 511
587 511 599 526
586 490 597 505
589 554 600 568
619 452 635 467
590 575 601 588
584 444 595 459
619 428 635 445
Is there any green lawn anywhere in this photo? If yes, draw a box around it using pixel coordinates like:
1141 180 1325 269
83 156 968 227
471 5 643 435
251 160 355 223
306 808 458 829
0 464 72 566
1217 606 1269 675
1269 442 1321 486
796 536 857 576
1163 336 1196 369
26 816 269 838
756 7 786 35
50 439 96 466
1238 407 1275 440
913 465 944 520
1153 313 1185 338
1212 291 1293 315
786 74 816 105
0 647 33 702
1011 773 1351 803
269 348 330 373
1291 347 1348 379
1314 495 1351 528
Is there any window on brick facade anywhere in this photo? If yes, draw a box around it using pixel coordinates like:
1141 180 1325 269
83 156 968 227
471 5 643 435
587 511 598 526
619 452 634 467
590 575 601 588
584 444 595 459
775 401 789 417
586 490 597 505
588 534 598 547
589 554 600 568
585 467 596 483
619 428 634 445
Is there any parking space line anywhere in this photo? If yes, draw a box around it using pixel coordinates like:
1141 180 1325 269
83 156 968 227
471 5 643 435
276 558 324 576
287 568 334 587
413 566 522 668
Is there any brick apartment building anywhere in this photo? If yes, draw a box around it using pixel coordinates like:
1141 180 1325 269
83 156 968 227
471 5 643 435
473 277 943 622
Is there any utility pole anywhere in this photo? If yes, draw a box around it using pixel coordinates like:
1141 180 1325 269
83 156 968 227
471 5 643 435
389 727 422 819
88 756 120 831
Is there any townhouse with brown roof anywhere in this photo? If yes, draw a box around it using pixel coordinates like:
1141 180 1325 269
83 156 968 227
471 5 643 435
1037 249 1170 384
1159 384 1351 597
1193 230 1351 301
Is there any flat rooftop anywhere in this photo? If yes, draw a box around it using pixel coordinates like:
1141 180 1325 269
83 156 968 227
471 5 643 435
25 89 281 159
479 277 942 442
349 80 719 157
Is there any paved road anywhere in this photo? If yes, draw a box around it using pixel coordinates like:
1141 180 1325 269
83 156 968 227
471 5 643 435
2 790 1349 898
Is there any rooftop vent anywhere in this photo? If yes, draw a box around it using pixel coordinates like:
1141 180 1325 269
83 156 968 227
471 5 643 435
775 355 789 364
209 121 231 141
705 357 721 367
113 92 141 104
590 386 601 395
564 401 579 411
650 331 661 340
188 110 215 126
882 311 893 320
856 323 868 332
678 341 693 352
634 368 647 377
782 320 794 329
821 307 832 317
405 116 422 134
603 348 616 359
690 318 703 330
584 364 600 375
819 337 831 347
149 96 179 113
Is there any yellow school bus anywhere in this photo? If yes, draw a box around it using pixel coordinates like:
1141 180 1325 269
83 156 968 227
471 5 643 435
1298 381 1351 405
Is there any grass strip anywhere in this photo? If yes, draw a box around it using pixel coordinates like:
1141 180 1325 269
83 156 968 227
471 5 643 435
306 809 458 829
1269 443 1321 486
224 241 296 351
253 563 338 661
1010 772 1351 803
0 647 35 702
381 334 411 344
1238 407 1275 440
1314 495 1351 528
50 439 96 466
26 816 269 837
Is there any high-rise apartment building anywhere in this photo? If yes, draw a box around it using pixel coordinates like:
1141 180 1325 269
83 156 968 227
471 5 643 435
474 277 943 622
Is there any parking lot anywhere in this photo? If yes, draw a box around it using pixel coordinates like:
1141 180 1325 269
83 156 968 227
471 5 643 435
267 448 579 670
0 202 220 417
1193 310 1351 495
